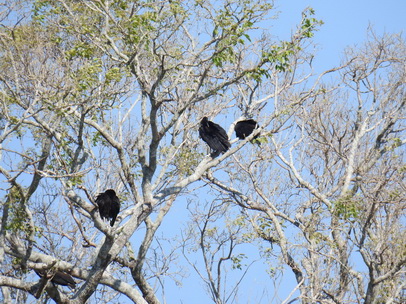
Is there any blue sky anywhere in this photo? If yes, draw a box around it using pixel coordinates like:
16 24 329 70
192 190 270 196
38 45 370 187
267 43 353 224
274 0 405 72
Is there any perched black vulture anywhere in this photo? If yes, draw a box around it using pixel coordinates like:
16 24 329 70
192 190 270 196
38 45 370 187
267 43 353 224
95 189 120 226
50 271 76 289
199 117 231 157
35 260 76 289
234 119 259 140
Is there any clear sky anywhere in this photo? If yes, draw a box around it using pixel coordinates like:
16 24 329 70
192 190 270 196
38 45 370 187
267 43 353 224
164 1 405 303
274 0 405 72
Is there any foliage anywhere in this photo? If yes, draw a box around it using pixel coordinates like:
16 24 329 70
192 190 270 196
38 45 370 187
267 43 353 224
0 1 404 304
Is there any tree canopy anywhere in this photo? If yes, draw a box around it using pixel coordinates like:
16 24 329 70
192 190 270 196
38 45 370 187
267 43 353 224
0 0 405 303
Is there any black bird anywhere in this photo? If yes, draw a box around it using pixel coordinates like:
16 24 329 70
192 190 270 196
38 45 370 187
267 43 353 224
35 260 76 289
95 189 120 226
199 117 231 158
234 119 259 140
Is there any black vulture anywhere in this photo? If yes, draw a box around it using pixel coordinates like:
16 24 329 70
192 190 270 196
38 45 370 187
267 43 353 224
234 119 259 140
50 271 76 289
95 189 120 226
35 260 76 289
199 117 231 157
